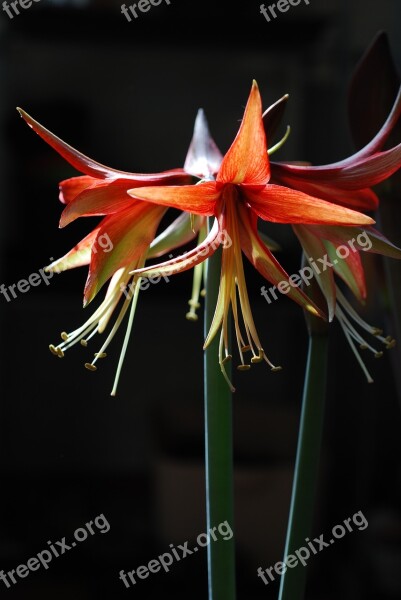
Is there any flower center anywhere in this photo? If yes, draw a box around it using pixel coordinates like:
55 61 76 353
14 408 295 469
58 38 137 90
205 186 281 391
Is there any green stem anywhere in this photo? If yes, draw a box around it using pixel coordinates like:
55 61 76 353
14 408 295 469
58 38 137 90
204 219 236 600
278 332 328 600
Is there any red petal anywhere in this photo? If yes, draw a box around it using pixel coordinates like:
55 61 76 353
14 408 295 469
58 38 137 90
60 179 140 227
271 138 401 190
217 81 270 186
270 168 379 211
46 227 100 273
128 182 219 216
84 203 166 304
17 108 191 183
237 204 326 319
293 225 336 321
59 176 97 205
132 218 221 279
246 185 375 226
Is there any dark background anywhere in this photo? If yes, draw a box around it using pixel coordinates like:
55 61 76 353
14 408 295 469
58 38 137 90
1 0 401 598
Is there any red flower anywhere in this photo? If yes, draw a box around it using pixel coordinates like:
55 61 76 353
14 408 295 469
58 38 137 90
128 82 376 389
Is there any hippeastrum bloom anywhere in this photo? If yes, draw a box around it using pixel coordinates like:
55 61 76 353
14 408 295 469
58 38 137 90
17 108 211 394
262 84 401 381
127 81 375 390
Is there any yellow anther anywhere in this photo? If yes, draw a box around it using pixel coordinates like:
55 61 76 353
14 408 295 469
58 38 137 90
373 328 384 336
200 289 206 297
386 339 396 349
94 352 107 358
80 339 88 347
186 311 198 322
237 364 251 371
49 344 58 356
56 347 64 358
359 344 368 350
374 352 383 359
222 355 232 365
271 366 283 372
251 348 264 363
60 332 68 341
241 345 251 353
85 363 97 371
188 299 200 308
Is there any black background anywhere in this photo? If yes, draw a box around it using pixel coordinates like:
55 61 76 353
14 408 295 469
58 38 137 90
1 1 401 598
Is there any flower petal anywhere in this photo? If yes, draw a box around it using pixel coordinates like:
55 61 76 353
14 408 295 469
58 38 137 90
270 169 379 211
217 81 270 186
148 213 204 259
17 108 190 183
128 182 219 216
308 225 401 259
84 203 166 304
131 218 221 279
184 109 223 178
45 227 100 273
59 176 97 205
59 179 139 227
237 203 326 319
323 240 366 301
293 225 336 321
246 184 375 226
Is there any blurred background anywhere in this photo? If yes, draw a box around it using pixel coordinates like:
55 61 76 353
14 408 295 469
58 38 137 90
1 0 401 598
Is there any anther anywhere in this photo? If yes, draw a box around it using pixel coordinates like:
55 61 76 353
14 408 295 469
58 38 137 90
85 363 97 371
188 299 200 308
200 289 206 297
372 328 384 336
271 366 283 372
241 345 251 353
94 352 107 358
186 312 198 321
56 347 64 358
251 349 264 364
222 355 232 365
386 339 396 349
49 344 58 356
237 364 251 371
374 352 383 359
359 344 368 350
60 332 68 341
80 339 88 347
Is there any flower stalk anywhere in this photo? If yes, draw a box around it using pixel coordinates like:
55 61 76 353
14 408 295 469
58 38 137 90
204 218 236 600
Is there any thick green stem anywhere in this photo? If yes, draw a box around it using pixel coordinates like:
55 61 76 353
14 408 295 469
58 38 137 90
204 222 236 600
278 332 328 600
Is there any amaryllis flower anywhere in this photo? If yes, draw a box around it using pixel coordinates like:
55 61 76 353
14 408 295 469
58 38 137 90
263 85 401 381
18 108 208 394
128 81 375 390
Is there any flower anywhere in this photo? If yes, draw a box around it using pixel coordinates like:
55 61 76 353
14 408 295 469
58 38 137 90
128 81 375 390
263 85 401 381
18 108 206 394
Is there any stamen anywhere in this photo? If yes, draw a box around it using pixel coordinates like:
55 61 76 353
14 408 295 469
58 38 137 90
85 363 97 372
60 332 68 341
94 352 107 358
49 344 59 356
267 125 291 155
186 225 207 322
237 364 251 371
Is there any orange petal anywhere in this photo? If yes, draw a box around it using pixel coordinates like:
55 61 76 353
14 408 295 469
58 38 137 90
132 218 221 279
59 176 97 205
84 203 166 304
45 227 100 273
238 204 326 319
217 81 270 186
246 184 375 226
60 179 138 227
17 108 191 183
128 182 219 216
